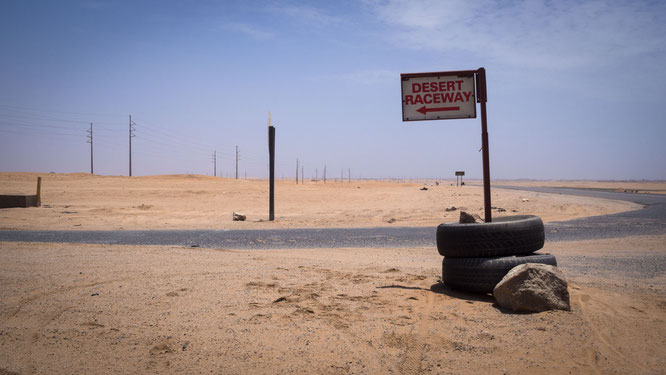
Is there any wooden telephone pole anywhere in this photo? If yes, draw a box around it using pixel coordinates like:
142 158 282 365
86 123 93 174
129 115 135 177
212 150 217 176
235 146 240 179
268 113 275 221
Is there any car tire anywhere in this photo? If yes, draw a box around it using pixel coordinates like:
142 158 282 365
442 253 557 294
437 215 545 257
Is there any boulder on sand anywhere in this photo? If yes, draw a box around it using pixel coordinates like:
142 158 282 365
233 212 246 221
493 263 570 312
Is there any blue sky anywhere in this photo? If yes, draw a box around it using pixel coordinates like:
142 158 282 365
1 0 664 180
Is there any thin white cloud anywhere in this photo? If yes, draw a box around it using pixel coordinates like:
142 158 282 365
269 4 342 25
370 0 666 71
222 22 274 40
338 69 397 85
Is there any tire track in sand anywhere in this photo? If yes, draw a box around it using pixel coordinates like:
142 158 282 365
574 291 651 374
399 290 435 375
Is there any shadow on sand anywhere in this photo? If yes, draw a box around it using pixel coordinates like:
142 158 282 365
376 283 522 314
430 282 535 314
429 282 495 303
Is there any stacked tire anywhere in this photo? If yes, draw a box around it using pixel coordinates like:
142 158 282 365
437 215 556 293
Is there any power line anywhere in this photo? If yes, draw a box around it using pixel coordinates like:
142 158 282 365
0 124 86 138
0 103 125 118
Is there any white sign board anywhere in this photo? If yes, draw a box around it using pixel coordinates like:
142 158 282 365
401 73 476 121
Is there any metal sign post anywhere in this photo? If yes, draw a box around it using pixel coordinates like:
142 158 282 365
401 68 492 222
476 68 492 223
455 171 465 187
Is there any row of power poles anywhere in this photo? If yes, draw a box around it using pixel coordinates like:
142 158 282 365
296 160 351 184
211 146 242 178
87 116 243 178
86 116 347 182
86 116 135 176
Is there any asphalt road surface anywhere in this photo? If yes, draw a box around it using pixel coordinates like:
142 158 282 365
0 186 664 250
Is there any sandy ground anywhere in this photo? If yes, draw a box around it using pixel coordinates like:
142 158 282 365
0 235 664 374
0 173 645 230
1 173 664 374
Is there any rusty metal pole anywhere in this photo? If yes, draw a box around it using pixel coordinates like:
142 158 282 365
477 68 492 222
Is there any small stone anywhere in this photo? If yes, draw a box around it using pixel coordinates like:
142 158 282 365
493 263 570 312
233 212 246 221
387 218 397 223
420 187 428 191
497 207 506 212
445 206 457 212
459 211 477 223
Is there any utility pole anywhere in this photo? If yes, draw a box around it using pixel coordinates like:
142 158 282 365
348 168 351 183
212 150 217 177
235 146 239 179
301 165 304 184
129 115 135 177
86 122 93 174
296 158 299 184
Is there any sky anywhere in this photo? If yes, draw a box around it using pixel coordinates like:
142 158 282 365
1 0 664 180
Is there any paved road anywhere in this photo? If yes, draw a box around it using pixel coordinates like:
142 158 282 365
496 185 666 242
0 186 664 249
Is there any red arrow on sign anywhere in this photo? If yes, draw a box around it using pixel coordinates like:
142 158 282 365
416 106 460 115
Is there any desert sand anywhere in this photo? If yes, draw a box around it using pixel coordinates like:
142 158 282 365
0 173 664 374
0 173 647 230
0 235 664 374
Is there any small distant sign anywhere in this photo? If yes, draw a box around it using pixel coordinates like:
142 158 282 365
401 71 476 121
455 171 465 176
